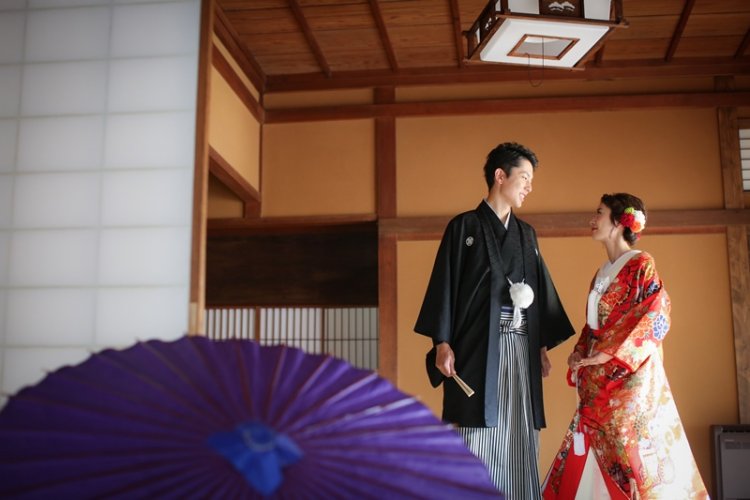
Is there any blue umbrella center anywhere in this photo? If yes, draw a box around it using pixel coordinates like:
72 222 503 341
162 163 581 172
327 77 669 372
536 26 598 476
208 422 303 495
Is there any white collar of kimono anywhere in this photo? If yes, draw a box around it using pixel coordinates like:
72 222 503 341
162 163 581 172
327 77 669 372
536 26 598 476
586 249 641 330
482 199 511 229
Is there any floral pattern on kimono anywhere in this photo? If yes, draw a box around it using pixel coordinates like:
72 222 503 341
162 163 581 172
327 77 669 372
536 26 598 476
542 252 708 500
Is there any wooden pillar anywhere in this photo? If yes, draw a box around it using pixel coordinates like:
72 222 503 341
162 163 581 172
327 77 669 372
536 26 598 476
716 76 750 423
375 87 398 383
188 0 214 336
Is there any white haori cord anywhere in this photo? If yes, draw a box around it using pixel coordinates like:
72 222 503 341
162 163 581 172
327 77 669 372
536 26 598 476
508 278 534 329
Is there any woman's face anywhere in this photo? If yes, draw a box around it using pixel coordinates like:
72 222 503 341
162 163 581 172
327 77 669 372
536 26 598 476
590 202 621 242
498 160 534 209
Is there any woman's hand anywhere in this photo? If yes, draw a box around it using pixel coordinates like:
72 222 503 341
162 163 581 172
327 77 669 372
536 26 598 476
571 350 613 370
435 342 456 377
567 352 583 371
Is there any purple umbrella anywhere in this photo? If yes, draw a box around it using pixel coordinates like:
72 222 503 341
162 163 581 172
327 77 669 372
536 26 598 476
0 336 501 499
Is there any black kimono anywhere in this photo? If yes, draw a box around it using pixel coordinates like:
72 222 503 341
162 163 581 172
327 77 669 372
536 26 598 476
414 201 574 429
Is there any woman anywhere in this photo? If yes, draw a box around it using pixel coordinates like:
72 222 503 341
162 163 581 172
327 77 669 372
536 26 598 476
541 193 708 499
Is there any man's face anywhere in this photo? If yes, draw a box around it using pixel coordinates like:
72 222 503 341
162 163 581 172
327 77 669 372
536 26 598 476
498 159 534 209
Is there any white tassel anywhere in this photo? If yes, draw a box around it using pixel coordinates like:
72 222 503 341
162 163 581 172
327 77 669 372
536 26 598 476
508 280 534 329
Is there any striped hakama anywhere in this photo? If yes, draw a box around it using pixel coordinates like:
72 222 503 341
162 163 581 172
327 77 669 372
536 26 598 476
456 306 541 500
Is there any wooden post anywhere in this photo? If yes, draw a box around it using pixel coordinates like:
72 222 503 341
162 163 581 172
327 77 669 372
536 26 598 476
716 76 750 423
375 87 398 384
188 0 214 336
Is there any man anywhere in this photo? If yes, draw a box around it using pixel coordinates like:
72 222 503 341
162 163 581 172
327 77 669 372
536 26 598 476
414 142 574 499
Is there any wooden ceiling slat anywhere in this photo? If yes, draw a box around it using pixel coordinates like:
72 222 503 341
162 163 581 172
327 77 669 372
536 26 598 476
288 0 332 77
302 3 377 30
675 35 747 59
224 8 298 34
608 15 679 40
377 0 453 27
683 12 750 37
368 0 399 71
665 0 695 61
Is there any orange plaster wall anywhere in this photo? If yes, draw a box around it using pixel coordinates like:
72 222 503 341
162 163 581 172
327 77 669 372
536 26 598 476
395 108 737 493
261 120 376 217
397 108 723 216
398 232 736 494
207 67 261 190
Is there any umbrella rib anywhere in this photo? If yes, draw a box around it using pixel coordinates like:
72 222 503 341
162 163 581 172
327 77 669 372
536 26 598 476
281 370 382 433
140 340 237 425
293 396 423 436
233 339 257 421
68 345 226 426
188 338 257 423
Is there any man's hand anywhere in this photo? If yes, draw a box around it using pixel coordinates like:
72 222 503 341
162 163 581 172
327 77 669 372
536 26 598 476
435 342 456 377
540 346 551 377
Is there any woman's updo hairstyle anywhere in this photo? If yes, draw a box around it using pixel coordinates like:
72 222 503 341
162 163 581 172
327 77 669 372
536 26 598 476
601 192 646 246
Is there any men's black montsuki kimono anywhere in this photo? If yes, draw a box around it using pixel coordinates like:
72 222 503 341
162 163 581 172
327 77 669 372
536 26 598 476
414 201 574 430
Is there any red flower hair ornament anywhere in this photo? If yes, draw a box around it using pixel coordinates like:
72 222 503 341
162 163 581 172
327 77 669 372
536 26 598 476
619 207 646 234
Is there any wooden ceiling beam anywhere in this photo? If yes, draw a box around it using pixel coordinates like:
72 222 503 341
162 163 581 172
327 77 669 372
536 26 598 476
665 0 696 62
448 0 465 68
288 0 332 77
368 0 399 72
263 57 750 92
265 90 750 123
214 4 266 92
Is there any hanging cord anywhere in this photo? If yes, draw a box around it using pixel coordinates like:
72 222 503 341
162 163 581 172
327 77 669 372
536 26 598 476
527 36 544 88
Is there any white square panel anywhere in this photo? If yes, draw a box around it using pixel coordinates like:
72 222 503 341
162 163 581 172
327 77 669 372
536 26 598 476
98 227 190 285
479 18 610 68
111 2 200 57
13 172 100 227
108 56 198 112
0 175 11 227
104 112 195 168
21 61 107 116
6 289 95 345
0 1 26 10
9 229 98 286
25 7 110 62
96 287 188 346
0 65 22 117
101 169 192 226
0 12 25 64
0 120 18 173
17 116 104 171
1 347 91 396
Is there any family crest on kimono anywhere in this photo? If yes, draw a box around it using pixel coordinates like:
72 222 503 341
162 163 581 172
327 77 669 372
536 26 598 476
415 142 575 499
542 193 709 500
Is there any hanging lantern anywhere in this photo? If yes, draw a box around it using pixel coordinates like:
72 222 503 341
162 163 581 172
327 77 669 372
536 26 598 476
465 0 627 68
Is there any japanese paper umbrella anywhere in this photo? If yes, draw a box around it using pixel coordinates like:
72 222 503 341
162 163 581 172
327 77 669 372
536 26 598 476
0 336 501 499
